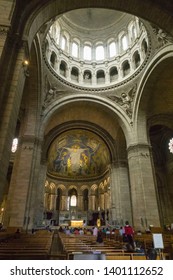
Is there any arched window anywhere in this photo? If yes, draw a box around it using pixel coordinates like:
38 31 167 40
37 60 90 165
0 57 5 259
72 42 79 58
68 188 77 208
122 35 128 51
67 197 70 210
142 39 148 54
84 45 91 60
97 70 105 84
96 45 104 60
133 51 141 68
60 60 67 77
83 70 92 84
11 138 18 153
71 67 79 82
110 67 118 82
50 51 57 68
109 42 116 58
132 25 137 39
61 36 67 50
70 195 77 206
122 60 130 76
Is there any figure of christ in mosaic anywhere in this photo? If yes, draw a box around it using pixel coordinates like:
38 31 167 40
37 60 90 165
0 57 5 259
66 145 88 174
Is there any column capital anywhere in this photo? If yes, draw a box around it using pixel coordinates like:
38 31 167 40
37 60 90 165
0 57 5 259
111 160 128 168
127 142 152 153
0 24 10 37
19 135 43 146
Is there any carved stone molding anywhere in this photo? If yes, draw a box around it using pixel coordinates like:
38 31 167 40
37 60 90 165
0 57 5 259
22 145 34 151
108 84 137 118
0 25 10 37
152 24 173 48
127 143 151 152
42 75 66 110
127 143 151 159
19 135 43 146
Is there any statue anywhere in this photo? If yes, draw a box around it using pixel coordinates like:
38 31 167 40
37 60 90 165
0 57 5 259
108 84 137 118
42 76 65 110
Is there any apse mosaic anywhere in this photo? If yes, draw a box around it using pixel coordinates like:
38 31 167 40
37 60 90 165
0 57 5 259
47 130 111 178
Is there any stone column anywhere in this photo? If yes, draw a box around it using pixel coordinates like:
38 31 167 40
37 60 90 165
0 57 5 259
92 72 97 86
77 194 83 211
53 194 58 210
100 192 105 210
127 143 160 230
44 192 49 210
49 194 55 211
105 70 110 85
89 194 95 211
165 158 173 222
27 158 47 230
3 135 37 228
0 25 10 58
0 45 26 204
104 192 109 210
110 161 131 225
0 0 14 58
61 195 67 210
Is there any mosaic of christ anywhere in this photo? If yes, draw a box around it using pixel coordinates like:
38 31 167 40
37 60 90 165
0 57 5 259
48 130 110 178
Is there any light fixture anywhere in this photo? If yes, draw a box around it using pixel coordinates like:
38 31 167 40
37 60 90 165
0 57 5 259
23 59 29 67
22 60 29 77
168 138 173 154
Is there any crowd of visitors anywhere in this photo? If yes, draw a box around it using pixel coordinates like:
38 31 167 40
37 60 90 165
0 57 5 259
57 220 160 259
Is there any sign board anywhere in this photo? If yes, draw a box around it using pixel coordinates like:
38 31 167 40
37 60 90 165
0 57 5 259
152 233 164 249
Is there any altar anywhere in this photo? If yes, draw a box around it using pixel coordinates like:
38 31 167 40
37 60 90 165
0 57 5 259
70 220 83 227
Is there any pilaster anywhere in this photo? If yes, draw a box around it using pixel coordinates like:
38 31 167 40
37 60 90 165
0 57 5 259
127 143 160 230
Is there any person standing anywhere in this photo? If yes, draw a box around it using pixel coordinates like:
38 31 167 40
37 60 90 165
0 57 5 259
93 226 98 236
124 221 135 249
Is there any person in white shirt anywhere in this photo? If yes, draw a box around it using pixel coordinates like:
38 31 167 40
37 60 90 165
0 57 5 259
93 226 98 236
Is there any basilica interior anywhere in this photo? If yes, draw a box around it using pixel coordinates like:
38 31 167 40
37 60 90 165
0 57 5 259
0 0 173 237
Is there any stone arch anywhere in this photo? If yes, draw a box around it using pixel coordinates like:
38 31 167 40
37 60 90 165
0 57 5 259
59 60 68 77
21 0 173 53
110 66 118 82
96 70 105 84
71 66 79 82
122 60 130 77
133 47 173 146
132 50 141 69
41 96 132 156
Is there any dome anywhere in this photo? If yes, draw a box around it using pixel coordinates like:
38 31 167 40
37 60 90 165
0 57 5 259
62 8 126 32
44 8 149 90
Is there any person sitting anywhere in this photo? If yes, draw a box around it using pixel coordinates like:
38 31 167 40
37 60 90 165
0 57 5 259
134 241 145 255
79 228 84 235
119 226 124 236
74 228 79 234
58 226 63 232
65 226 70 235
125 243 134 253
146 247 157 260
15 228 21 239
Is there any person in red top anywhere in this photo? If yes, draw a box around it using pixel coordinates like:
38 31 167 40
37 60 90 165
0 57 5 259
124 221 135 249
